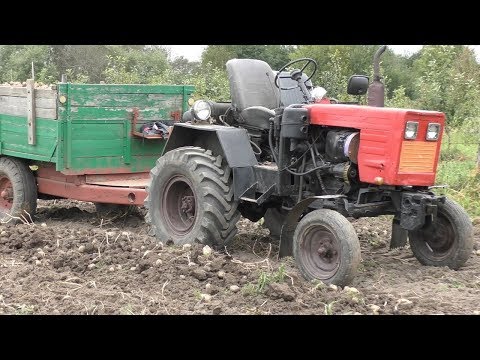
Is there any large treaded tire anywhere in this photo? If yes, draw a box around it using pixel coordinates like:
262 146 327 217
0 156 37 223
145 146 240 248
293 209 361 286
409 198 473 270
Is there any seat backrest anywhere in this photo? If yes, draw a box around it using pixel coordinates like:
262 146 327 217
226 59 280 111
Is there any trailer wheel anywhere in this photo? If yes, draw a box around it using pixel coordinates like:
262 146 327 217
0 157 37 223
145 147 240 248
409 198 473 269
264 207 287 239
293 209 361 286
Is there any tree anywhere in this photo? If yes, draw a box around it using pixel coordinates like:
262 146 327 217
0 45 54 83
103 46 170 84
201 46 236 69
412 45 480 127
201 45 294 70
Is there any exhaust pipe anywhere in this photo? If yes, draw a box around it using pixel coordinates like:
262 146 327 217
367 45 387 107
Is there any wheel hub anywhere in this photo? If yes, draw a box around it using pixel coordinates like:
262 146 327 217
317 243 338 262
161 175 197 236
299 225 341 280
0 176 13 211
422 216 455 257
180 195 195 219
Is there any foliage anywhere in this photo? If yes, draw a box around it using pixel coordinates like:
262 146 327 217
201 45 294 70
1 44 480 206
412 46 480 127
385 86 417 109
436 128 480 217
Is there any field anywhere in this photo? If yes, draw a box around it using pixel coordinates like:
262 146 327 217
0 198 479 315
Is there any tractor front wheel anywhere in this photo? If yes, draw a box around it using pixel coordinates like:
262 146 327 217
0 157 37 223
293 209 361 286
408 198 473 269
145 147 240 248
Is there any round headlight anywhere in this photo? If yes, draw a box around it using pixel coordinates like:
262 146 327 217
192 100 211 121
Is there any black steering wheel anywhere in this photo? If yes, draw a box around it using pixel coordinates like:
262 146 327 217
274 58 318 90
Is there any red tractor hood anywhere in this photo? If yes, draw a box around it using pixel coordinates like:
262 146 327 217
304 104 446 186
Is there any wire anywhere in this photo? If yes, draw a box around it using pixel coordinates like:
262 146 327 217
250 140 262 155
269 123 279 163
310 145 328 194
285 164 326 177
267 126 323 177
280 135 320 172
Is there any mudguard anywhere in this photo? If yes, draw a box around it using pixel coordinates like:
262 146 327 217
163 123 258 200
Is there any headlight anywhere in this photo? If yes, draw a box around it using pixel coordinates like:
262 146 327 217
404 121 418 140
192 100 211 121
426 123 441 141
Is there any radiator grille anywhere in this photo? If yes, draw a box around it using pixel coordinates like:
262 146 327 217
399 141 437 173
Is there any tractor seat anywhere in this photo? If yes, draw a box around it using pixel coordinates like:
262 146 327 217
226 59 280 130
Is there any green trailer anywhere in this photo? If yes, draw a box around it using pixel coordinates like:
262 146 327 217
0 80 194 221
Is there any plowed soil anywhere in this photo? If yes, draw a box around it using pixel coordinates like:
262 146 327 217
1 199 479 315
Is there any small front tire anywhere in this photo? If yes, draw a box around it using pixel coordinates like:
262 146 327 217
293 209 361 286
409 198 473 269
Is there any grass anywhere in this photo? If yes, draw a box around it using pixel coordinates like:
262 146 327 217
436 129 480 217
242 264 287 295
323 301 336 315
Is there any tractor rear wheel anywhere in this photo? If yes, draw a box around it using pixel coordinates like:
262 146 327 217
0 156 37 223
293 209 361 286
409 198 473 269
145 147 240 248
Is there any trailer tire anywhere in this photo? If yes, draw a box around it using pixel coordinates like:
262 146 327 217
293 209 360 286
409 198 473 269
0 156 37 223
145 146 240 248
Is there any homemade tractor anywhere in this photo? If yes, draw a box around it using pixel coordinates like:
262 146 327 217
0 46 473 286
145 46 473 286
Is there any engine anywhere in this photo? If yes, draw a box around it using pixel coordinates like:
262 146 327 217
183 97 363 202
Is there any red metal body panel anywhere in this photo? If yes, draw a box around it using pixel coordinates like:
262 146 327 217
305 104 445 186
36 166 148 205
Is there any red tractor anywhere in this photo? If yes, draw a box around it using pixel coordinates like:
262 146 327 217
145 46 473 286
